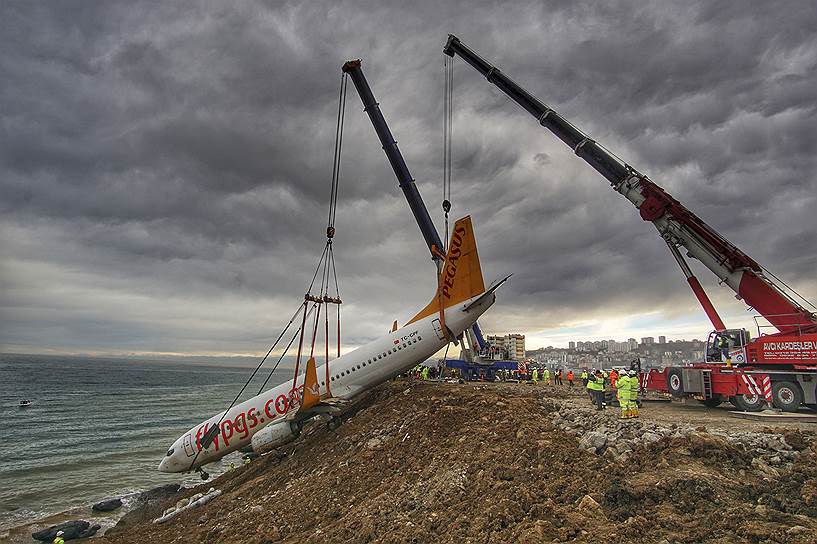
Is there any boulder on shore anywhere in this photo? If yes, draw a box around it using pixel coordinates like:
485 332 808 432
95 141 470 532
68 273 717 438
92 497 123 512
104 483 181 537
32 520 101 541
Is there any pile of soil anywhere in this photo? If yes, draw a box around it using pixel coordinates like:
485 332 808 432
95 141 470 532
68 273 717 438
98 381 817 543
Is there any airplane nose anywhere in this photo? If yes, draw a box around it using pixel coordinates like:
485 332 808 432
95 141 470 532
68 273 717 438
158 457 169 472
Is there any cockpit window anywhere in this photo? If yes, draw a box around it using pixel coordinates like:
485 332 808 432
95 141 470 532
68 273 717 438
166 448 175 457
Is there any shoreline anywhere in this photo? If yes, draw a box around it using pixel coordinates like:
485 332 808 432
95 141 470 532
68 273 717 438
1 478 212 544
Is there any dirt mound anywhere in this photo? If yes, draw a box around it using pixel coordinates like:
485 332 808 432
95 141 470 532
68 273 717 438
98 381 817 543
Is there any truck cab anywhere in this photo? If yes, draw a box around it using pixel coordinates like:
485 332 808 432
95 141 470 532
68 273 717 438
706 329 751 364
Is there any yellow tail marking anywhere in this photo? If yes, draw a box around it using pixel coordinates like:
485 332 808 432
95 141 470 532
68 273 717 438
298 357 321 412
407 216 485 325
391 320 398 333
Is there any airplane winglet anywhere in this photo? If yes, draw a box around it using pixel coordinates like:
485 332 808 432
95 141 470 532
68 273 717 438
297 357 321 414
463 274 512 312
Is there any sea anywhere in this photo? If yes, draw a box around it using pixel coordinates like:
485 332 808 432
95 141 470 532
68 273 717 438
0 353 292 539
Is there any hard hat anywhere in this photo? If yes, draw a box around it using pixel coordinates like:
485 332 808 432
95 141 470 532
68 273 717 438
628 370 637 376
56 531 65 536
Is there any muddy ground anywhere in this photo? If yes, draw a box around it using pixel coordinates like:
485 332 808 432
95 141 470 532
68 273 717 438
96 381 817 544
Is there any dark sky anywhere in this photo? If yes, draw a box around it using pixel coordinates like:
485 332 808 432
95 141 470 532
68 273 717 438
2 1 816 355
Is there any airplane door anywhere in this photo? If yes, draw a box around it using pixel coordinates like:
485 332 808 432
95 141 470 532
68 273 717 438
432 319 446 340
183 433 195 457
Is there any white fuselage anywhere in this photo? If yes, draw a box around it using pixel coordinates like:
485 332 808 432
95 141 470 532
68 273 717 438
158 292 495 473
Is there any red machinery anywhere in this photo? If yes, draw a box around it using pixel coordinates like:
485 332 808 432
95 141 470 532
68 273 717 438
443 35 817 411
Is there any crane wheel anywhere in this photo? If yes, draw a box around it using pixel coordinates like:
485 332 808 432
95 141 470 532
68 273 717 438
733 393 764 412
772 381 803 413
666 368 684 397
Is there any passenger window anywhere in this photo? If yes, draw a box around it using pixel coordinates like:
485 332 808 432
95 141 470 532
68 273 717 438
331 377 335 381
357 365 361 370
382 352 387 357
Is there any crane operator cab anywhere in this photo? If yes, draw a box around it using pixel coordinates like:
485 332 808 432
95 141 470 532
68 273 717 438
706 329 751 364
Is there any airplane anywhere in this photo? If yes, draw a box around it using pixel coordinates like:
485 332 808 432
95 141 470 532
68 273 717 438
159 216 507 475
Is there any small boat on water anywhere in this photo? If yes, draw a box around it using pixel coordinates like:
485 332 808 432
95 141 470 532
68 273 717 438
18 400 32 408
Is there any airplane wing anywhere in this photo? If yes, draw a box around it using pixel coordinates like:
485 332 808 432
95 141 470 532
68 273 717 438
286 357 350 422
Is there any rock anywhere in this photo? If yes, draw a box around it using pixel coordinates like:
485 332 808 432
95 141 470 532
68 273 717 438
251 505 263 513
642 432 660 443
586 432 607 449
787 525 808 535
576 495 606 519
32 520 101 541
105 484 181 536
754 504 768 516
91 497 122 512
365 438 382 449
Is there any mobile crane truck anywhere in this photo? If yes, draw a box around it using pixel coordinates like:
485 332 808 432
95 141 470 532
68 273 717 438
443 35 817 412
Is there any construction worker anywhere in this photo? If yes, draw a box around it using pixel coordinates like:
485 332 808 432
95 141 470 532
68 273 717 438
718 334 731 361
609 368 619 389
616 371 630 419
542 367 550 385
567 370 574 386
243 456 251 465
229 462 236 472
53 531 65 544
421 366 429 380
587 370 605 410
532 368 539 383
556 369 563 385
628 369 640 418
580 370 588 387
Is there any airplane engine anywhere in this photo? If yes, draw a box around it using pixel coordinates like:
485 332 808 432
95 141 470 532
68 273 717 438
250 421 300 453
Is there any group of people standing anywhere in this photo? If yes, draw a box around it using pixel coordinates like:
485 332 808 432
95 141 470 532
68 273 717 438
581 368 640 418
531 368 574 386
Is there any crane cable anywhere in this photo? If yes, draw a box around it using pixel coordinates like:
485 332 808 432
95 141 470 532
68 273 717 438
293 71 348 396
191 302 307 466
194 73 350 461
442 56 454 251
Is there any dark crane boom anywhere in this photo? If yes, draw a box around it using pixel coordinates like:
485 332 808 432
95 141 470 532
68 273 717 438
342 59 445 262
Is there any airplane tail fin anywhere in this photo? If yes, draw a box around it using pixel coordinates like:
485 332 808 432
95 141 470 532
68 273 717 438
408 216 485 324
297 357 321 413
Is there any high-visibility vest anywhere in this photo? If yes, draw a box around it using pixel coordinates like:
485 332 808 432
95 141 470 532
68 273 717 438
567 372 574 380
587 376 604 391
629 375 640 396
580 372 588 380
54 538 65 544
616 376 629 398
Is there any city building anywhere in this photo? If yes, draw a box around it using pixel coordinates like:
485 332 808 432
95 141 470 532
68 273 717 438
659 335 666 344
485 333 526 360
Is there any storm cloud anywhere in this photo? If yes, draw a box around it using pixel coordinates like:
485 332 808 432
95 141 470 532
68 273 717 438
1 0 815 355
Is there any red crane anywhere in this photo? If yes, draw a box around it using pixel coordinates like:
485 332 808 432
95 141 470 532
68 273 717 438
443 35 817 412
